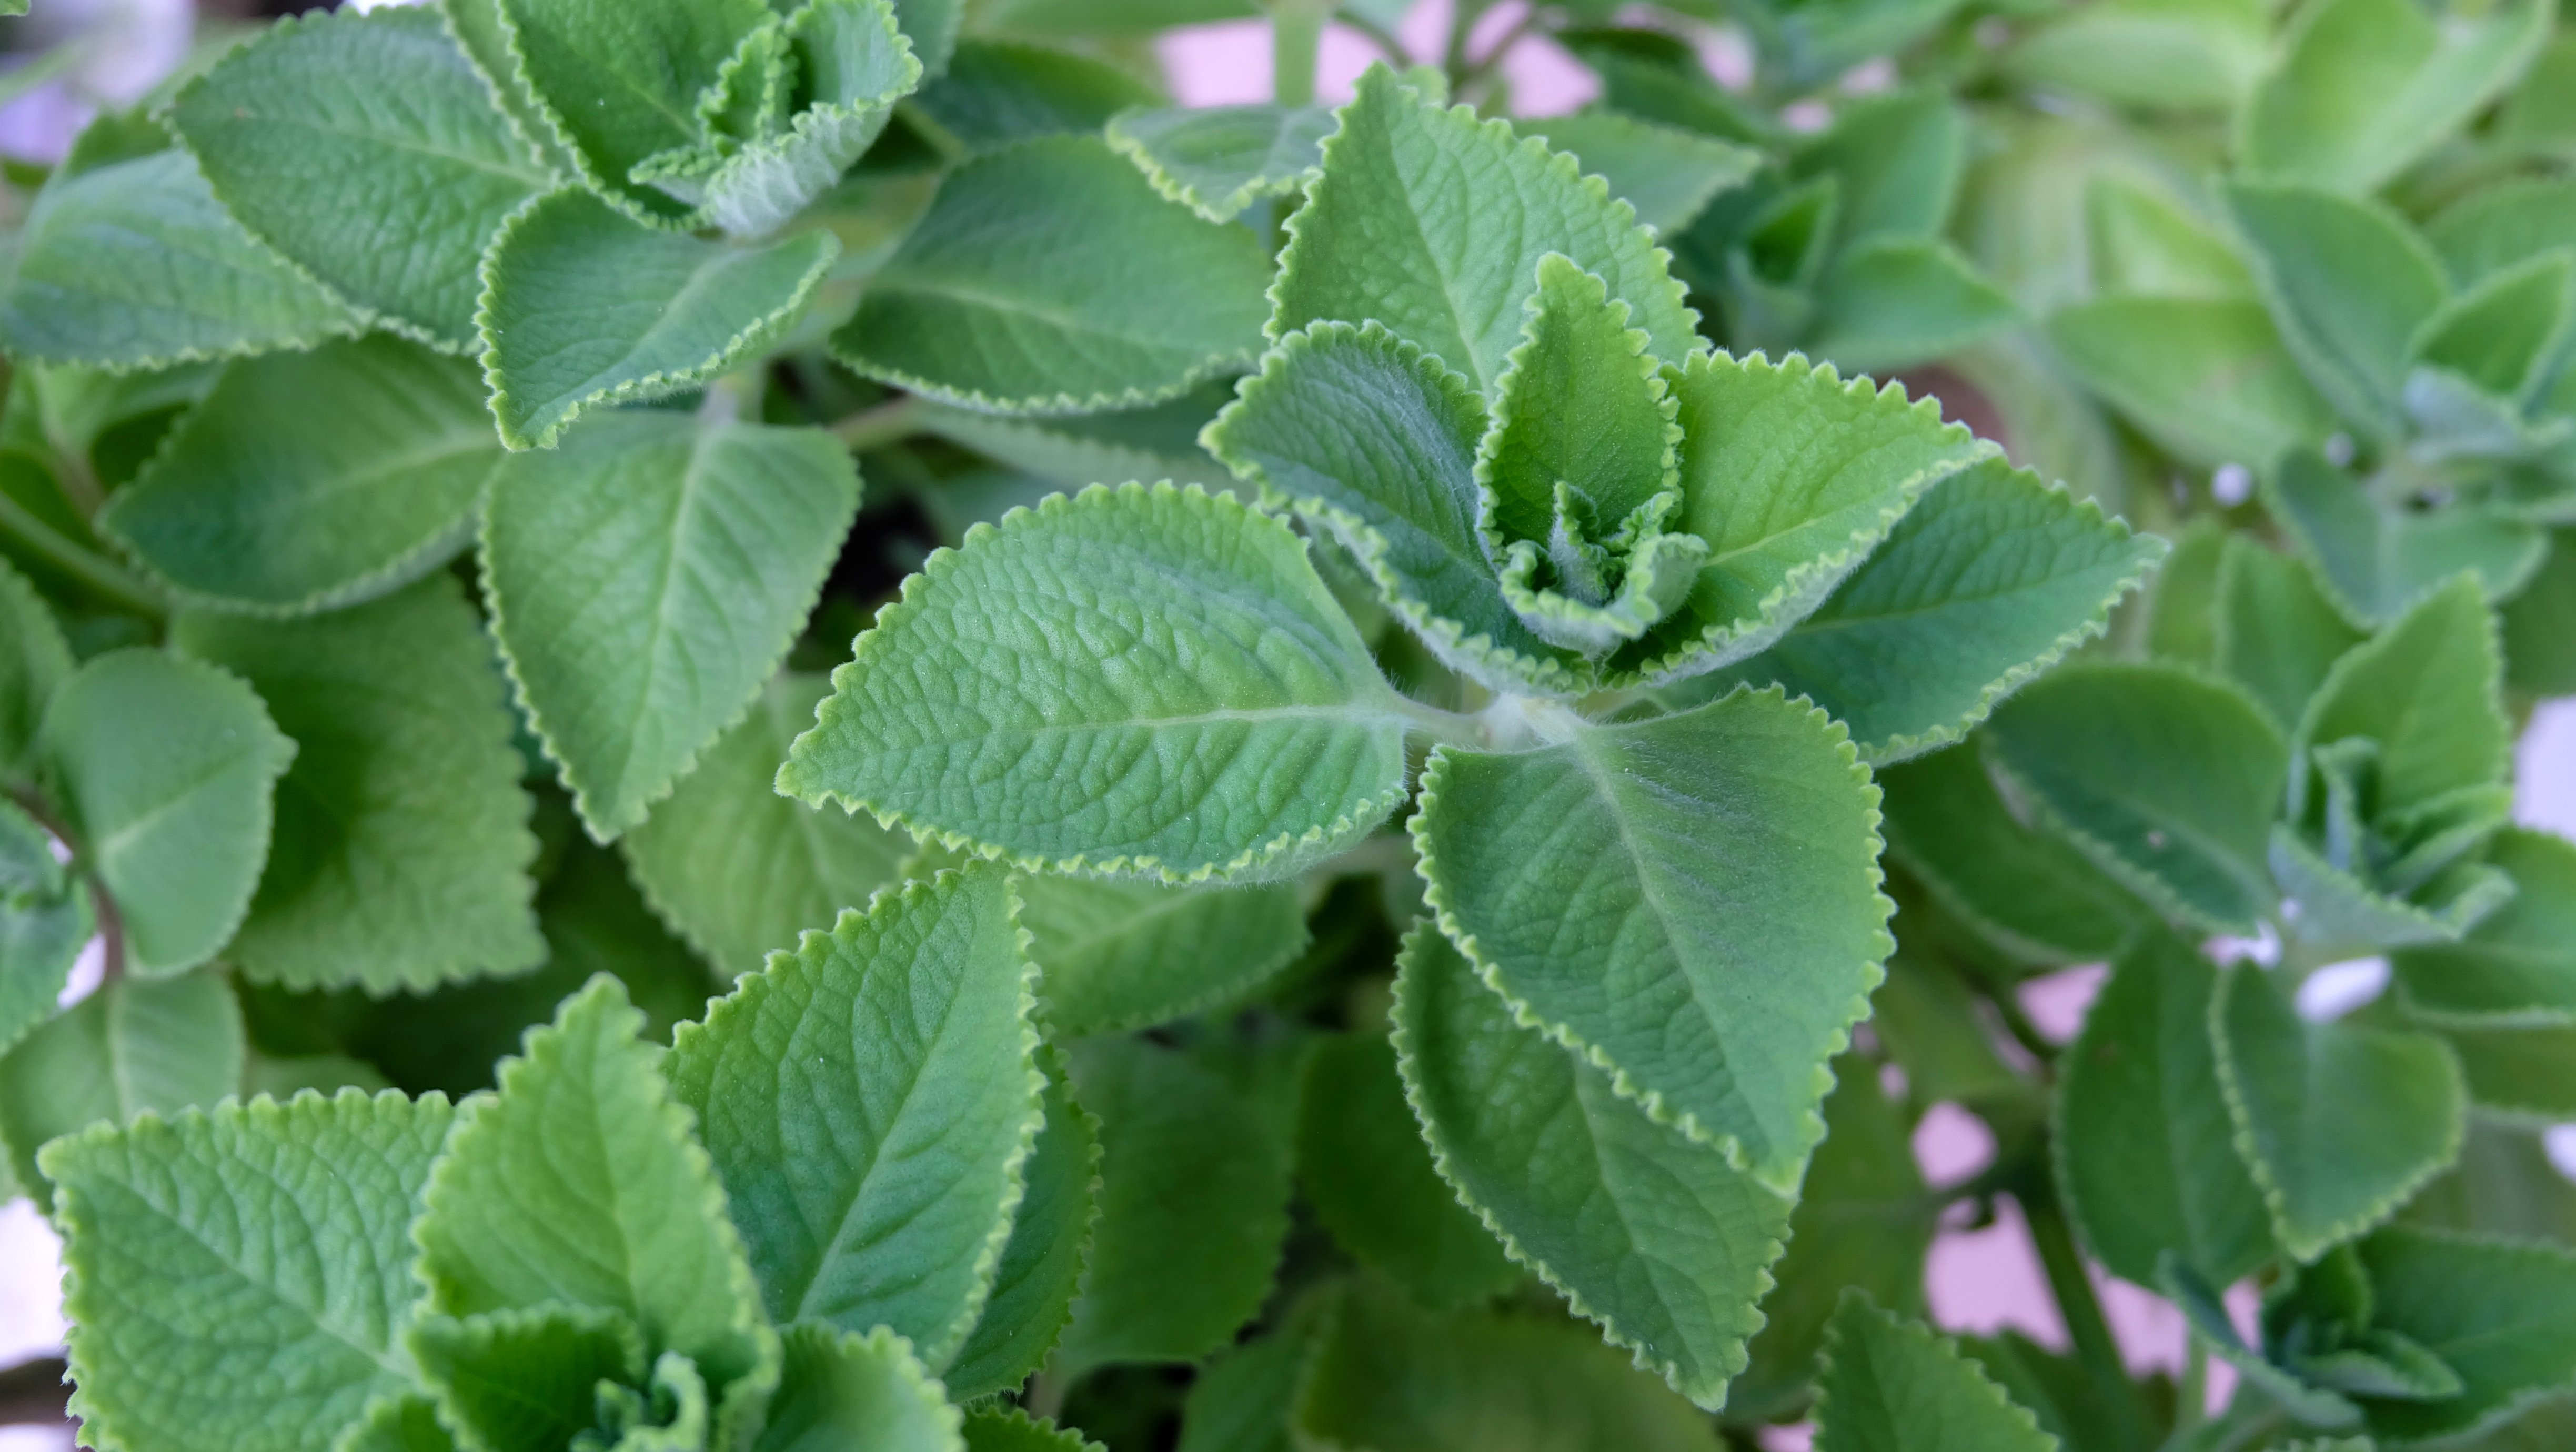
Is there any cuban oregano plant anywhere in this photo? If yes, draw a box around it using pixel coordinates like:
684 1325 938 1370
3 1 2575 1450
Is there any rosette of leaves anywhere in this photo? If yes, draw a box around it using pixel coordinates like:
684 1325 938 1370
779 64 2160 1411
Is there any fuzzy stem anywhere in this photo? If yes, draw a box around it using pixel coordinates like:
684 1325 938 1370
833 396 923 451
1269 0 1331 107
2022 1187 2148 1427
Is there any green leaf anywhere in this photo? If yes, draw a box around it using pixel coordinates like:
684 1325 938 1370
478 189 838 450
1108 104 1333 224
942 1046 1101 1400
1295 1279 1726 1452
625 673 909 982
963 1408 1097 1451
39 648 296 975
890 0 963 74
2211 964 2466 1261
1983 661 2287 933
914 386 1234 495
2358 1227 2576 1443
1516 111 1760 238
170 577 541 994
338 1393 461 1452
1879 745 2148 968
753 1323 965 1452
2504 531 2576 698
1178 1321 1320 1452
1628 352 1995 685
2240 0 2555 195
2214 537 2367 734
2266 448 2548 625
1397 915 1795 1409
1809 238 2019 374
1017 874 1308 1036
2428 179 2576 288
2221 181 2450 437
43 1089 455 1452
492 0 772 223
1809 1293 2055 1452
665 863 1043 1362
2394 829 2576 1023
1727 1052 1933 1422
2437 1022 2576 1122
441 0 583 178
413 976 773 1395
1999 0 2269 114
0 556 72 773
98 336 502 616
2085 174 2256 301
1477 253 1679 550
2160 1254 2361 1428
2411 251 2576 403
486 414 858 840
1695 457 2160 763
1298 1026 1519 1309
2057 932 2275 1287
2290 574 2509 822
1272 66 1698 396
2400 1119 2576 1243
1201 321 1583 694
1413 688 1891 1193
780 482 1408 883
2046 297 2337 470
0 798 92 1058
168 6 552 351
0 972 245 1203
907 39 1161 155
0 145 358 369
1788 90 1963 251
1052 1034 1291 1372
408 1304 648 1452
834 135 1271 413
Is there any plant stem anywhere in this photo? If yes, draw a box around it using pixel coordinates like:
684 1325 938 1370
1335 6 1405 65
2021 1187 2148 1427
1270 0 1331 108
2173 1337 2208 1440
0 1355 68 1428
0 489 163 619
1454 8 1542 107
834 396 922 451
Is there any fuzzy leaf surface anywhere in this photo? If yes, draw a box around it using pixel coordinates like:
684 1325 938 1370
665 864 1042 1363
1477 253 1678 546
485 414 858 840
625 673 910 982
752 1323 965 1452
169 6 552 349
2241 0 2555 195
39 649 295 976
907 39 1161 155
2291 576 2509 821
1810 1294 2055 1452
835 136 1270 412
0 558 71 773
2267 449 2546 625
43 1090 455 1452
2046 297 2336 470
1413 689 1890 1193
942 1047 1100 1400
1516 111 1760 237
0 799 90 1059
172 577 542 994
2358 1228 2576 1443
408 1304 647 1452
2214 538 2367 733
97 336 501 616
0 973 245 1201
1878 747 2148 969
962 1408 1095 1452
1808 237 2020 375
2222 181 2449 436
1397 927 1790 1409
1017 874 1307 1036
781 483 1408 882
2395 829 2576 1023
1106 103 1331 224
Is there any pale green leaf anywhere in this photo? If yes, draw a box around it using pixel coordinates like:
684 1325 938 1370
1810 1294 2055 1452
1392 927 1787 1409
38 648 296 975
1694 457 2160 763
2000 0 2269 114
2046 297 2337 470
1727 1053 1933 1422
170 576 542 994
1298 1026 1518 1309
2213 536 2367 734
907 39 1160 155
2212 964 2465 1261
1788 90 1963 251
1052 1034 1291 1372
2410 251 2576 404
665 864 1042 1362
44 1089 455 1452
0 972 245 1202
913 386 1233 494
1476 253 1678 550
169 6 552 351
779 482 1409 883
1627 351 1995 685
1516 110 1760 237
0 798 92 1058
1413 688 1890 1193
625 673 910 982
485 414 859 840
97 336 502 616
834 135 1271 412
1201 320 1585 694
1272 66 1698 396
408 1304 648 1452
1106 103 1332 224
2428 178 2576 288
0 556 72 772
2266 448 2548 625
963 1408 1098 1451
1809 237 2019 374
2222 180 2449 436
891 0 962 74
942 1046 1101 1400
1017 873 1307 1036
478 189 838 450
2240 0 2555 195
2085 173 2256 301
336 1393 461 1452
1878 745 2148 969
0 145 358 369
441 0 583 178
2289 574 2509 822
1293 1279 1725 1452
2057 932 2275 1287
2393 829 2576 1023
2358 1227 2576 1443
753 1323 965 1452
1982 661 2287 933
413 975 772 1394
